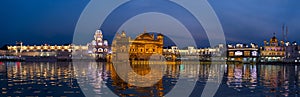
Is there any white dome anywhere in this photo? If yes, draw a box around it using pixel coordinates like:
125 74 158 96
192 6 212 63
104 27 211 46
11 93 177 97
95 30 102 34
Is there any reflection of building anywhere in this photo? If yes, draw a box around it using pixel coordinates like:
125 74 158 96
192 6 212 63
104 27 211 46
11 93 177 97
227 43 259 63
112 30 163 61
259 65 287 91
3 62 84 96
0 50 7 55
0 62 6 73
260 34 285 62
0 62 7 95
226 64 258 90
105 62 178 97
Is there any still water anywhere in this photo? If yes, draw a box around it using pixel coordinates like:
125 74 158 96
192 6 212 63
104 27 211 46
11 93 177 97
0 62 299 97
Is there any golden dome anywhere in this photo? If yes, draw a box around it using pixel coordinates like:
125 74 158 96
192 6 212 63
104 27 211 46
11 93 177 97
137 33 154 40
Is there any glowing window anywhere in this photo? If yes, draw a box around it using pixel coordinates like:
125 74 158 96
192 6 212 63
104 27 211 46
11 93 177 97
235 51 243 56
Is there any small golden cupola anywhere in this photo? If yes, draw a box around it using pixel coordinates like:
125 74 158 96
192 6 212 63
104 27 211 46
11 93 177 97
270 32 279 46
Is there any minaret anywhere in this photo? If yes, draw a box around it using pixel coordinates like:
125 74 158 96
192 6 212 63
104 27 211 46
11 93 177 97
285 26 288 42
282 24 285 42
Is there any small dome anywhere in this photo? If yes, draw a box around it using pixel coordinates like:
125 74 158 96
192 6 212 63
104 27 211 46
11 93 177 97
121 31 126 37
270 36 278 42
95 30 102 34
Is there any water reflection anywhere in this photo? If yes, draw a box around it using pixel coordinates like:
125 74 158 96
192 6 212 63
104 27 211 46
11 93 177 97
0 62 84 96
0 62 299 96
217 64 300 97
106 63 175 96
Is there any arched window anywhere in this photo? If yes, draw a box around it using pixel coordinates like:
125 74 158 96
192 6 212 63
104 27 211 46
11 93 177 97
98 48 103 52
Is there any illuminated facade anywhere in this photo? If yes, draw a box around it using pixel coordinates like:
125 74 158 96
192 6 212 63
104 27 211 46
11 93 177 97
130 32 163 60
6 30 109 60
260 34 285 62
7 42 87 57
227 43 259 63
163 44 225 61
112 30 163 61
284 42 300 62
87 30 109 59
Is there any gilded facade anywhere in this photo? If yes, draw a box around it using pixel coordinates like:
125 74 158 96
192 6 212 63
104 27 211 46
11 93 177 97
111 30 163 61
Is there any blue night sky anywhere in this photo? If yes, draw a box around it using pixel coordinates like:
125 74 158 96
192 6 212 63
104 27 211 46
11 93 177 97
0 0 300 47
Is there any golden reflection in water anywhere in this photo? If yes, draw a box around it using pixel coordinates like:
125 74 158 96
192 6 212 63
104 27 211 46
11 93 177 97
106 61 179 97
1 62 300 97
259 64 288 94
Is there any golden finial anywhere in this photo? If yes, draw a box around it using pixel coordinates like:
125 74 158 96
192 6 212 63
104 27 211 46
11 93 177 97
144 27 147 33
